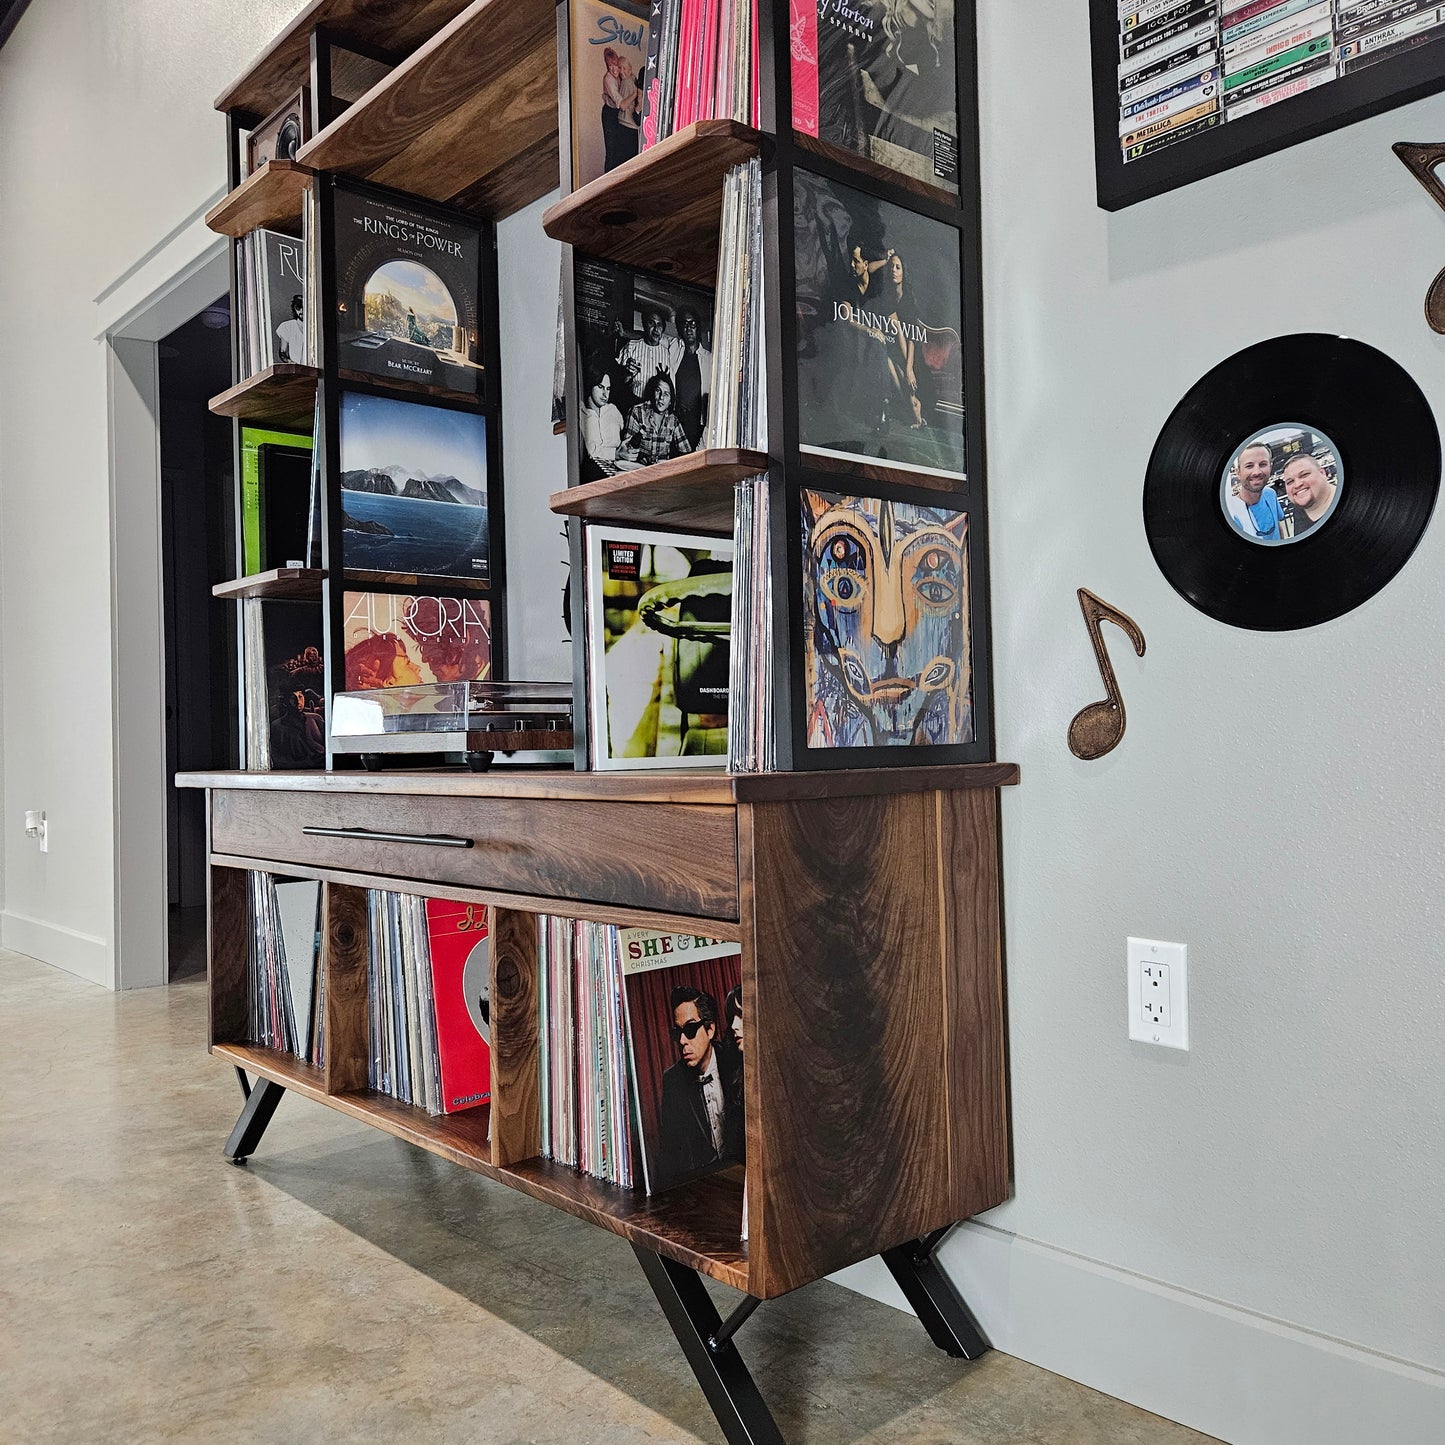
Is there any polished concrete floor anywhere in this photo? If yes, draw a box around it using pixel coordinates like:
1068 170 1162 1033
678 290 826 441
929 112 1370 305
0 950 1217 1444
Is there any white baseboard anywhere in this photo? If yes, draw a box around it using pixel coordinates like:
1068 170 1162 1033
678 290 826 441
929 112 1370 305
0 910 111 988
831 1222 1444 1445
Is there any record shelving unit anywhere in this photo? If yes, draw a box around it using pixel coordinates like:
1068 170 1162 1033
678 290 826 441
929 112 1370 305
188 3 1014 1441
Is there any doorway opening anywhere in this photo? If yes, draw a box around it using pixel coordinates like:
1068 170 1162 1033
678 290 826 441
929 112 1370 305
157 298 237 980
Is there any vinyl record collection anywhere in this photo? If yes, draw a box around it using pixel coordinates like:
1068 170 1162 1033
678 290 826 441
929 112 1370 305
241 597 326 770
366 891 493 1116
639 0 759 150
236 212 317 375
727 471 774 771
247 872 325 1065
539 919 746 1203
704 157 766 450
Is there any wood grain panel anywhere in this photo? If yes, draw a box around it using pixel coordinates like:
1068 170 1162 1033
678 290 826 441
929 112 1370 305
208 363 319 433
296 0 558 220
212 567 325 601
209 864 250 1047
542 120 762 286
216 0 473 115
209 855 742 942
322 882 370 1095
939 788 1010 1215
745 793 958 1297
177 763 1019 805
549 448 768 535
205 159 312 238
209 788 739 921
489 906 541 1167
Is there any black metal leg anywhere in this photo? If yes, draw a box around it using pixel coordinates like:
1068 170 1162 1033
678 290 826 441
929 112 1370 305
881 1235 990 1361
235 1066 251 1101
224 1078 285 1165
632 1245 784 1445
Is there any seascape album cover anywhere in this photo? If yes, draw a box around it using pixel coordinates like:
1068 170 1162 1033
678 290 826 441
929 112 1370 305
574 255 716 480
342 590 493 691
794 170 966 480
569 0 650 189
339 391 490 583
800 488 972 749
263 604 326 769
586 525 732 769
331 187 485 399
619 930 744 1196
792 0 959 188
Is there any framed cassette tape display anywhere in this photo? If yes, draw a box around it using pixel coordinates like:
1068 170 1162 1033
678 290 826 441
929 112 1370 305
1092 1 1445 210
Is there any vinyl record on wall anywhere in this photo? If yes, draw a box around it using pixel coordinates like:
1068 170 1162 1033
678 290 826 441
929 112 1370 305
1143 334 1440 630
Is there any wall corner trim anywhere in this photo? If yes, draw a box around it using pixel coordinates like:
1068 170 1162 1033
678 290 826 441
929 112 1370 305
1 910 111 989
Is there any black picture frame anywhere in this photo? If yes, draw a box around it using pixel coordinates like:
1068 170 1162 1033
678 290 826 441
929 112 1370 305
1091 2 1445 211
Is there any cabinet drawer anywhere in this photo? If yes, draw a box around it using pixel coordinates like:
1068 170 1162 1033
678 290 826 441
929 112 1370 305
210 788 739 921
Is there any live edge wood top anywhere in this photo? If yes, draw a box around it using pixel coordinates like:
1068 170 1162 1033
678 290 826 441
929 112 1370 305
295 0 558 221
543 120 764 287
177 764 1019 804
550 448 769 534
216 0 474 117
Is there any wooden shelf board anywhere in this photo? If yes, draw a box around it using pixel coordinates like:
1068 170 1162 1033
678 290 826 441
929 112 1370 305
216 0 473 118
339 568 492 595
498 1158 749 1292
551 449 768 534
543 121 763 288
211 1041 748 1288
295 0 558 221
180 763 1021 804
214 1041 494 1171
209 364 319 433
212 568 325 601
205 160 313 239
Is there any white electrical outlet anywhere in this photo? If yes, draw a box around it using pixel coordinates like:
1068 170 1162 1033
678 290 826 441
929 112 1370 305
1127 937 1187 1050
24 809 47 853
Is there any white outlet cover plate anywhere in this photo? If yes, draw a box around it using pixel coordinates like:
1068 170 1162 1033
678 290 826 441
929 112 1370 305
1127 937 1188 1050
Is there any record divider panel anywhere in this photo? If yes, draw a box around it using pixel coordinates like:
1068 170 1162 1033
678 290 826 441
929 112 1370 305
197 0 1012 1437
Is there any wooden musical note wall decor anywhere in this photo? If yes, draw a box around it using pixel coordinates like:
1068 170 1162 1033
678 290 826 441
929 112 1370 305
1393 142 1445 335
1068 589 1146 762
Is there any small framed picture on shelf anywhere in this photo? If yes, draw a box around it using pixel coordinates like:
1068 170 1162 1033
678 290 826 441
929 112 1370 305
792 169 969 486
1091 0 1445 210
573 254 715 481
341 589 495 691
338 390 495 587
329 181 489 402
791 0 961 194
247 87 311 174
585 523 733 770
567 0 650 190
780 476 992 767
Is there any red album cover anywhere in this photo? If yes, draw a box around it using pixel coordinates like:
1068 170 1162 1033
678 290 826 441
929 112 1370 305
789 0 819 137
425 898 491 1112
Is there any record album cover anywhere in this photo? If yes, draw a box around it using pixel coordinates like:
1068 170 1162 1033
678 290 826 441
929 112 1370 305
342 591 493 690
258 228 309 366
425 899 492 1112
792 0 960 188
574 255 715 480
331 187 485 399
263 604 326 768
570 0 650 188
339 391 491 583
793 171 966 480
620 930 744 1195
586 525 732 769
800 488 973 749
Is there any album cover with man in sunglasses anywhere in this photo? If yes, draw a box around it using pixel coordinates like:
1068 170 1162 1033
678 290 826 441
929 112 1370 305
620 930 745 1196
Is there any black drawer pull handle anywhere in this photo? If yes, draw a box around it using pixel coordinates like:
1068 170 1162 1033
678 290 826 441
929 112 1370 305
302 826 475 849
